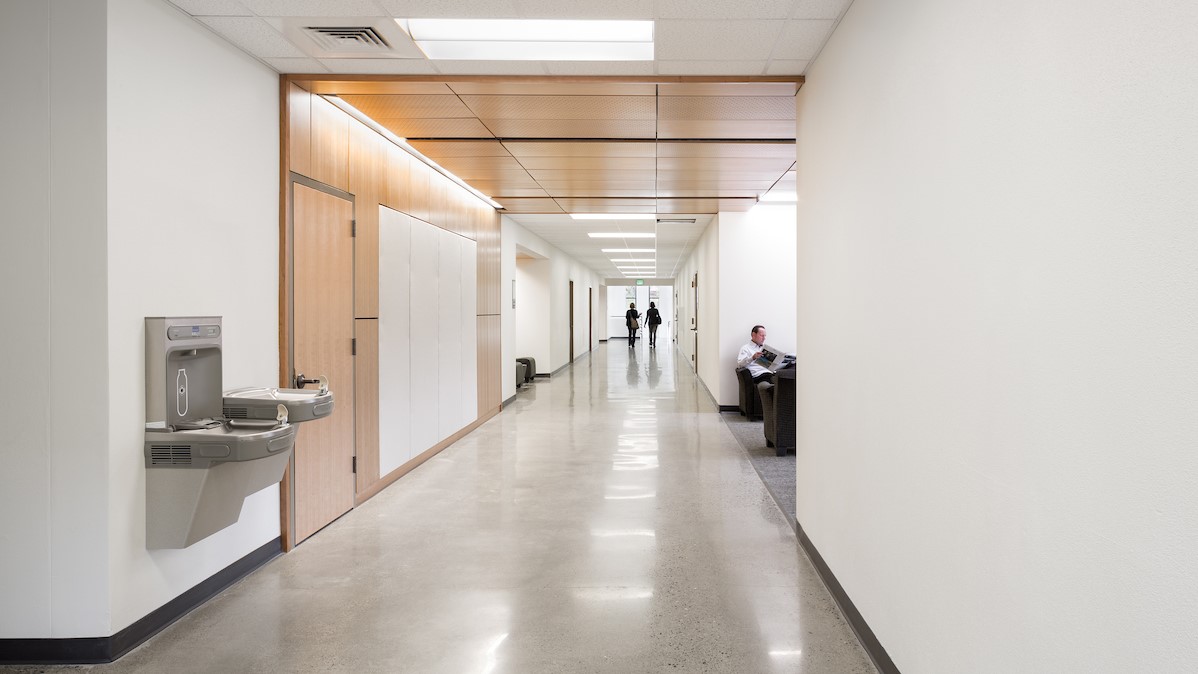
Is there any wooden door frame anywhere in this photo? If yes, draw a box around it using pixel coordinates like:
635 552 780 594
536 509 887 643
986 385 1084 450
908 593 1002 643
588 287 592 352
280 173 356 551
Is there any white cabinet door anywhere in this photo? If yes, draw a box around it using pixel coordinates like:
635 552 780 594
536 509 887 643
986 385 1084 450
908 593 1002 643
377 206 411 475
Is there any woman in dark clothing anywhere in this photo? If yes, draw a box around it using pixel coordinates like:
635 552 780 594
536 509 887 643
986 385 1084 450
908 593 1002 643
645 301 662 347
625 302 640 347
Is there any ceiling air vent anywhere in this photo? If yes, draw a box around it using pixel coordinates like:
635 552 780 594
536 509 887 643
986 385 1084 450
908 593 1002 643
657 218 697 224
302 26 391 53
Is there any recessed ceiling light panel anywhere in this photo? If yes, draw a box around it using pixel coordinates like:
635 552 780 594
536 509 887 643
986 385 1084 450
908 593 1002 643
398 19 654 61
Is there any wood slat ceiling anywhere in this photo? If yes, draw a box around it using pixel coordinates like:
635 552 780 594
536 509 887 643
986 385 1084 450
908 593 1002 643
324 79 797 214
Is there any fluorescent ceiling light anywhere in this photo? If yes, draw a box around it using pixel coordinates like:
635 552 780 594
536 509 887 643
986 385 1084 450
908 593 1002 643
589 233 655 239
571 213 655 220
602 248 655 253
399 19 654 61
609 259 655 263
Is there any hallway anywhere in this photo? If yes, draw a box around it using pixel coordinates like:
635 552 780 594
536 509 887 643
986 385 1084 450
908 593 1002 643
73 343 873 673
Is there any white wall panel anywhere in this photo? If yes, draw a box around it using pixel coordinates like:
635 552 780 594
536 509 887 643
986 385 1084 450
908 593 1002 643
377 207 411 475
408 219 440 458
461 239 478 422
437 230 463 439
795 0 1198 671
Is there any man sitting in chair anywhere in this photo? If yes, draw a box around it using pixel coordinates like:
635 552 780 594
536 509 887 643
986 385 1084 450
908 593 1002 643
737 325 774 384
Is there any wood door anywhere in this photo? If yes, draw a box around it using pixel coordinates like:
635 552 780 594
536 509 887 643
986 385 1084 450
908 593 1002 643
568 280 575 361
292 182 356 543
588 288 593 352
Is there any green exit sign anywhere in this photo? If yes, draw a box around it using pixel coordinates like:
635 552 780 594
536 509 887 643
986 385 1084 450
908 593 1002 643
636 279 644 286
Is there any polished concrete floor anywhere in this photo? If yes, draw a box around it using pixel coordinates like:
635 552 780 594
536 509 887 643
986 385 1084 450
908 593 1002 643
58 341 875 673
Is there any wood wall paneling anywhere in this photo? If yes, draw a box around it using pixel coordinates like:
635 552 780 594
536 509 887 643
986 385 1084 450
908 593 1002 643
354 319 380 497
383 142 410 214
310 95 350 191
429 172 448 230
350 125 381 318
288 83 312 177
408 159 431 222
477 315 502 413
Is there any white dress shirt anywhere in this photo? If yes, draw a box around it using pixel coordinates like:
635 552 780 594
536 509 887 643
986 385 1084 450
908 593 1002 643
737 341 769 378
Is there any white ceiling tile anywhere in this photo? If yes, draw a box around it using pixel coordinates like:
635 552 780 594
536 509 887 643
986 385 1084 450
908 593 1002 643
262 57 329 72
655 20 784 61
766 59 809 74
239 0 388 16
167 0 252 16
657 61 768 76
433 60 550 75
791 0 852 20
320 58 439 74
545 61 655 76
657 0 793 19
513 0 655 19
771 19 834 60
198 17 306 57
379 0 522 18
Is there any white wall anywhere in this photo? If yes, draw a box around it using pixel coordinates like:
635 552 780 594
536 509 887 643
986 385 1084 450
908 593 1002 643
501 218 603 383
0 0 110 639
717 206 797 406
795 1 1198 672
515 258 551 375
674 216 721 398
105 0 280 634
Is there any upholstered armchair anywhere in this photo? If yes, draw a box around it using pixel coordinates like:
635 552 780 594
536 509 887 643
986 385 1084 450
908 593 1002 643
736 367 763 420
758 369 796 456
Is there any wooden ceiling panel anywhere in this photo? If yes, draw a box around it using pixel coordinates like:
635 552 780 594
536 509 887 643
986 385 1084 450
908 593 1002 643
528 169 657 182
657 120 795 139
377 118 494 139
656 156 795 172
449 82 658 96
504 141 656 158
340 94 475 119
537 181 658 191
656 170 790 182
554 199 656 213
518 156 657 171
407 140 512 157
485 119 657 138
656 141 794 159
462 95 655 121
543 188 659 198
658 82 798 97
495 198 564 213
658 96 796 121
656 198 759 213
655 189 760 198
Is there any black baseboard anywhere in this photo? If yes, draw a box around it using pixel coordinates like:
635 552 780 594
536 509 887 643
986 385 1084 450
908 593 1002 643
718 404 740 412
795 523 900 674
0 537 282 665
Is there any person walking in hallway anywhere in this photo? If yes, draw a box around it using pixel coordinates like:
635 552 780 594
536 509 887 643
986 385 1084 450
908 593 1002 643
625 302 640 347
645 301 662 347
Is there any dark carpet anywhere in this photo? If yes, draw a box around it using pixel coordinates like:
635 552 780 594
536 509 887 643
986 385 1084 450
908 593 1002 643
720 411 796 528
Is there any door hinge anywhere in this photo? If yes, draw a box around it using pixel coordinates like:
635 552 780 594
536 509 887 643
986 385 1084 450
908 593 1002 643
352 456 357 474
351 337 357 356
351 219 357 237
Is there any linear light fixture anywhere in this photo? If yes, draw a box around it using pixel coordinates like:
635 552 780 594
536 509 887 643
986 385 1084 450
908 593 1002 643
398 19 654 61
609 259 655 263
322 95 503 210
589 233 655 239
571 213 655 220
602 248 655 253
